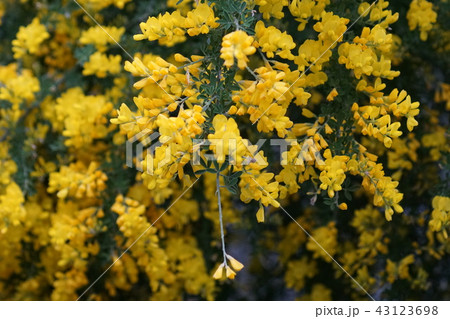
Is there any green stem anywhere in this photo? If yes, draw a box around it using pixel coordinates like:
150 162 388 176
216 172 228 265
177 58 206 70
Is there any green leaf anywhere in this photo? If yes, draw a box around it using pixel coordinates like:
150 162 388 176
344 190 352 201
225 183 238 194
0 100 12 109
195 169 207 175
74 44 96 65
200 155 208 168
231 170 243 178
213 159 219 170
219 158 229 172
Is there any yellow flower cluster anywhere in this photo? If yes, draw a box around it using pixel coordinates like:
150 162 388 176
255 0 288 19
0 144 17 187
80 26 125 52
112 195 169 290
134 3 219 46
429 196 450 239
44 31 76 70
0 64 40 123
386 255 415 284
339 18 420 150
295 12 349 72
0 182 26 234
47 88 113 148
254 21 295 60
12 18 49 59
358 0 399 28
83 52 122 78
240 170 280 209
319 150 348 198
231 65 296 136
47 162 107 199
285 256 317 291
387 134 420 180
213 255 244 280
421 126 449 161
347 152 403 221
351 205 388 258
435 83 450 110
339 28 399 79
306 221 337 262
49 201 103 300
407 0 437 41
78 0 131 11
220 30 257 70
111 192 215 299
112 52 207 200
300 284 332 301
207 115 246 164
289 0 330 31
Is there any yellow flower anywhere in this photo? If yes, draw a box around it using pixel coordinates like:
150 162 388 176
289 0 329 31
348 153 404 221
407 0 437 41
78 0 132 11
47 162 108 199
256 205 265 223
240 171 280 208
429 196 450 238
326 88 338 101
234 66 295 137
220 31 256 70
80 26 125 52
256 0 289 19
0 182 26 229
0 64 40 113
319 150 349 198
212 256 243 280
111 195 170 293
227 255 244 271
254 21 296 60
386 254 415 283
0 144 17 187
207 114 247 164
285 257 318 291
435 83 450 111
12 18 49 59
387 134 420 180
134 3 218 46
49 87 113 148
358 0 399 28
306 222 338 262
82 52 122 78
212 263 225 280
300 284 332 301
184 3 219 36
421 127 448 161
314 12 349 47
134 10 187 46
226 266 236 279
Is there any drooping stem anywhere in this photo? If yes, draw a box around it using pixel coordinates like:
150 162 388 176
216 172 228 265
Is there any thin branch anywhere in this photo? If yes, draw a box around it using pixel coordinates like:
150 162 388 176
216 172 228 266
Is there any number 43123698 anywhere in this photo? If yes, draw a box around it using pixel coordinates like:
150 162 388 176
375 306 438 316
